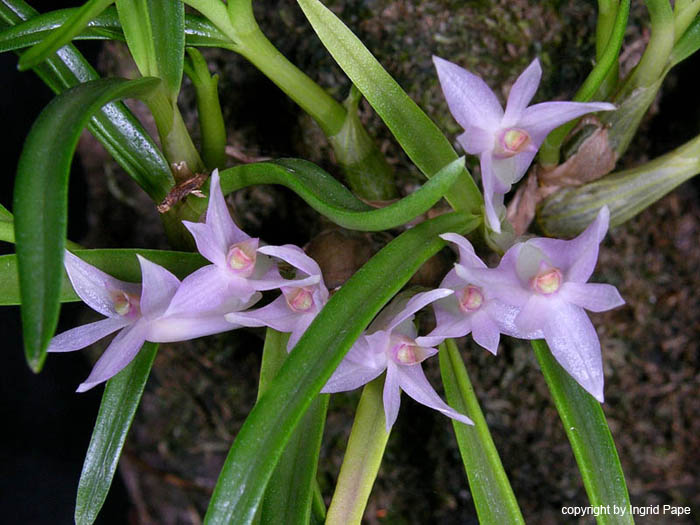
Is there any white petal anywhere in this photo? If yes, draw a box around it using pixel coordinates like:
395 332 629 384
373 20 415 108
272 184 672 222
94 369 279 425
470 311 501 354
205 169 249 249
415 317 472 348
63 251 140 318
225 296 302 333
560 282 625 312
258 244 323 282
386 289 454 332
137 255 180 319
76 323 147 392
518 101 616 146
480 153 503 233
433 55 504 131
457 126 495 155
182 220 226 267
543 300 605 402
503 58 542 125
382 363 402 431
397 363 473 426
146 314 237 342
440 233 486 270
492 151 536 187
48 317 131 352
321 336 386 393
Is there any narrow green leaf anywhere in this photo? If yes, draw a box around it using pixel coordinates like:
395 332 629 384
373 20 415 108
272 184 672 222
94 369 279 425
0 6 233 52
1 0 175 202
0 248 207 306
257 330 328 525
204 212 478 525
0 203 13 244
13 77 161 372
17 0 113 70
532 340 632 525
186 157 464 232
670 14 700 66
114 0 156 77
295 0 482 215
147 0 185 100
438 339 524 525
75 342 158 525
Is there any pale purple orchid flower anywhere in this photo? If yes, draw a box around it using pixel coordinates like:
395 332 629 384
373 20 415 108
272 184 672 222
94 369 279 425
476 206 624 401
433 56 616 233
163 169 282 318
224 244 329 351
419 233 521 354
48 252 255 392
322 289 473 431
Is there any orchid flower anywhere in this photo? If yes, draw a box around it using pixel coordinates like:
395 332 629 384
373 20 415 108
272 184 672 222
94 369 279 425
322 289 473 431
418 233 521 354
433 56 616 233
477 206 624 401
164 169 281 318
48 252 255 392
224 244 329 351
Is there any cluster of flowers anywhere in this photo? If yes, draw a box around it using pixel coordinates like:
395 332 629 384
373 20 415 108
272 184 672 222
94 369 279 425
50 57 624 431
51 171 622 431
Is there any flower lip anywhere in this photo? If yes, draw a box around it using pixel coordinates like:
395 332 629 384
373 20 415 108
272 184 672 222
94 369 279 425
226 238 258 277
494 127 531 157
531 267 563 295
111 290 141 319
388 334 434 366
284 286 314 313
458 285 484 312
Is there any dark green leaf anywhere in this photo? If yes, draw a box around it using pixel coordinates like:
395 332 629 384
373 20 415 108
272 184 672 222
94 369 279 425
187 157 464 232
257 330 328 525
205 212 479 524
147 0 184 100
295 0 482 215
670 14 700 66
17 0 113 70
13 77 161 372
0 6 233 52
532 340 632 525
439 339 524 524
1 0 175 202
0 248 208 306
75 342 158 525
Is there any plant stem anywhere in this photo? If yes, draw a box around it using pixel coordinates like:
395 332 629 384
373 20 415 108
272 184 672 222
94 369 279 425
326 376 390 525
673 0 700 42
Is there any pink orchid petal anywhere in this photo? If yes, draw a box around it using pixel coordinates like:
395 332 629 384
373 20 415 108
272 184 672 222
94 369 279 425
182 220 226 267
492 151 537 187
258 244 323 281
433 55 504 131
518 101 616 146
206 169 249 248
383 363 402 431
487 300 543 340
287 317 314 351
165 265 256 317
396 363 473 426
529 206 609 282
386 289 454 332
514 295 550 334
457 126 494 155
543 300 605 402
440 234 485 269
145 314 237 342
137 255 180 319
560 282 625 312
225 296 302 333
415 316 472 348
503 58 542 126
63 251 140 318
76 323 148 392
48 317 131 352
470 310 501 354
321 336 386 393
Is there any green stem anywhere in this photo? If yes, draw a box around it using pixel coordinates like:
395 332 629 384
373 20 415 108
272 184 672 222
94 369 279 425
184 47 227 169
326 376 390 525
532 340 632 525
438 340 524 524
673 0 700 43
596 0 618 60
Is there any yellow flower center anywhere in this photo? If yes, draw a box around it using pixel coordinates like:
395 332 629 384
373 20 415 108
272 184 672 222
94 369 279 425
285 287 314 312
112 291 140 318
532 268 563 295
226 240 257 277
495 128 531 157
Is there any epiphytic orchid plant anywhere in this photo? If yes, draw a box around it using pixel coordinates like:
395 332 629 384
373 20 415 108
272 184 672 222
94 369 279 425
1 0 699 522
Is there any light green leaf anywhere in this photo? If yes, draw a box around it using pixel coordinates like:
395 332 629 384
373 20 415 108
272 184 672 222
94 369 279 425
185 157 464 232
13 77 162 372
439 339 524 524
75 342 158 525
204 212 479 524
295 0 482 215
532 340 632 525
669 14 700 66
